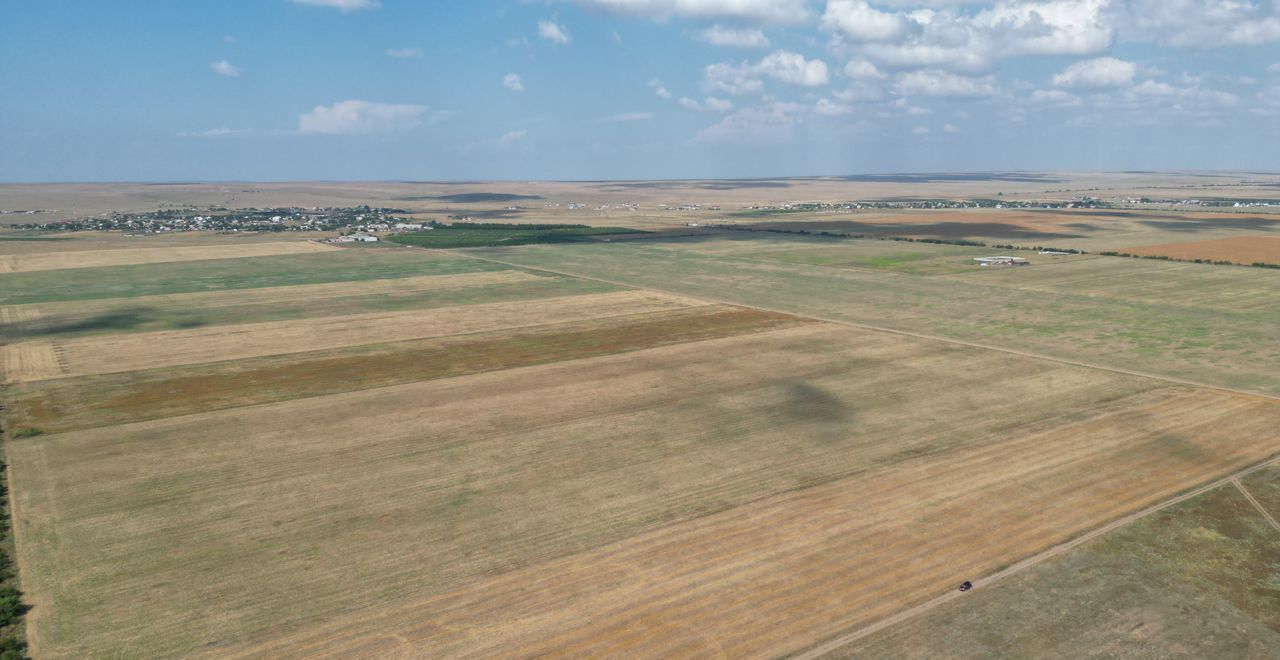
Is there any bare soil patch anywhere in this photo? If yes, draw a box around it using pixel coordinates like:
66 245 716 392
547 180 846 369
1118 235 1280 265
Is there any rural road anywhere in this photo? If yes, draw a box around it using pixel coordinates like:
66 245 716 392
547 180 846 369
441 246 1280 657
1234 478 1280 534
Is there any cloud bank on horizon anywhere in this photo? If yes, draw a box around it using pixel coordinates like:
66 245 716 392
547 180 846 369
1 0 1277 181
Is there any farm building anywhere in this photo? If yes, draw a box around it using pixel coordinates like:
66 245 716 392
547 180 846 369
973 256 1029 266
338 233 379 243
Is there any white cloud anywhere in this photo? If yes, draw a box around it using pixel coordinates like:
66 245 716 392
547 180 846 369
386 47 423 59
1126 0 1280 48
853 0 1115 73
603 112 655 122
222 35 237 44
1029 89 1083 106
895 69 997 97
822 1 912 42
815 98 853 115
210 60 239 77
703 49 829 94
843 58 886 80
570 0 811 25
1269 62 1280 74
912 126 931 134
290 0 379 12
943 122 960 133
695 101 803 144
905 105 932 115
297 100 439 135
697 25 770 48
503 73 525 92
538 20 571 45
1051 57 1137 88
833 84 884 102
649 79 673 98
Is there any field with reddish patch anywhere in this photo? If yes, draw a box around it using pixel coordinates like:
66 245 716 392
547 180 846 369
1118 235 1280 265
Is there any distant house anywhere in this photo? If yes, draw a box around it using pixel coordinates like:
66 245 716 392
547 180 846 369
394 223 425 230
338 233 379 243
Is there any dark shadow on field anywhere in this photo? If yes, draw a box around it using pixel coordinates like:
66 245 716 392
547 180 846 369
1137 216 1280 232
397 193 543 203
744 220 1083 241
768 382 854 445
831 172 1065 184
1 308 209 340
591 180 794 192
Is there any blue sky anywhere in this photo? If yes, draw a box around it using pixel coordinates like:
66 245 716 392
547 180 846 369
1 0 1278 182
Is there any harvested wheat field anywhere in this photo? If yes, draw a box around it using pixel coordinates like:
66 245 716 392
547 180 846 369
1118 235 1280 265
0 240 335 273
0 341 64 383
0 290 703 381
11 317 1280 659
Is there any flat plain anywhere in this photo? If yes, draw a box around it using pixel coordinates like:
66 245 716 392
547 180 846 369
1 174 1278 659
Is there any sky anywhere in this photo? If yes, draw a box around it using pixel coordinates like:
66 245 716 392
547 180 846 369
1 0 1278 182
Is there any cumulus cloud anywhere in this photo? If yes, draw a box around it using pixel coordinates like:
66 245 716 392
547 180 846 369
844 0 1115 73
697 25 770 48
703 49 829 95
815 98 853 115
843 58 886 80
649 79 673 98
1269 62 1280 74
297 100 440 135
386 47 423 59
210 60 239 77
499 129 528 148
895 69 998 97
1126 0 1280 48
695 101 804 144
943 122 960 133
822 1 912 42
912 126 931 134
570 0 811 25
503 73 525 92
290 0 379 12
538 20 571 44
1051 57 1137 88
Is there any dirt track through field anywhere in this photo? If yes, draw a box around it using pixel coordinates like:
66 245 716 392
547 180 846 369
0 241 335 273
208 388 1280 659
1234 478 1280 534
1 290 705 381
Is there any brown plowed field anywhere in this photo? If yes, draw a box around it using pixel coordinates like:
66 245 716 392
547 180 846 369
2 290 704 380
0 240 335 273
1119 236 1280 265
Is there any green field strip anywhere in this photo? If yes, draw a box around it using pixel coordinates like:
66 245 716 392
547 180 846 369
463 242 1280 395
0 250 504 305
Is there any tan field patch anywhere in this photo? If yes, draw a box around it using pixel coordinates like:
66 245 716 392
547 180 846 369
14 320 1278 658
0 341 64 382
3 290 705 381
5 269 545 322
1118 235 1280 265
0 241 336 273
0 305 42 326
221 389 1280 659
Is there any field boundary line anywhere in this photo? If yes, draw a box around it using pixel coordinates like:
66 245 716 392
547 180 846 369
791 454 1280 659
443 249 1280 404
1233 478 1280 534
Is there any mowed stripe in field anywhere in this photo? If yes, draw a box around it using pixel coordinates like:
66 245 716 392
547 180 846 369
0 290 705 382
221 389 1280 659
0 269 546 324
0 240 335 273
6 305 808 432
12 321 1259 658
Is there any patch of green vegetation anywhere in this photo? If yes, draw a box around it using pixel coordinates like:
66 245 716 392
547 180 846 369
829 477 1280 659
0 250 502 305
388 223 641 249
0 458 29 659
8 428 43 439
0 236 71 242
